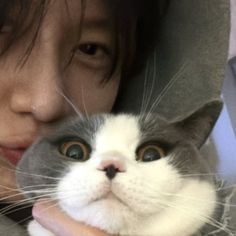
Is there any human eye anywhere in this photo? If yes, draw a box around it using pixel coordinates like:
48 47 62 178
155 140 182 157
0 6 17 35
72 41 114 70
0 20 14 52
0 22 13 34
76 43 111 57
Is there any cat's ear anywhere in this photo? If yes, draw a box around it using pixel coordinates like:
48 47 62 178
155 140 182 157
175 100 223 148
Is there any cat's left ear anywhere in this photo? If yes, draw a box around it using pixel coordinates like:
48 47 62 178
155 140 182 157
175 100 223 148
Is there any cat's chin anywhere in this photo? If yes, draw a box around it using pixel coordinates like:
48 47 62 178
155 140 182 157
101 191 130 208
58 179 217 236
59 194 136 234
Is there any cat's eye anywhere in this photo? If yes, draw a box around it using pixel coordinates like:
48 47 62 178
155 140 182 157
60 141 90 161
136 144 166 162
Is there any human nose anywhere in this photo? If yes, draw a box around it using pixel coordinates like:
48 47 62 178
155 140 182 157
10 62 66 123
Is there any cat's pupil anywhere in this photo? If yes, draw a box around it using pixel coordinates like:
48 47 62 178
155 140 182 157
142 148 161 162
65 144 84 160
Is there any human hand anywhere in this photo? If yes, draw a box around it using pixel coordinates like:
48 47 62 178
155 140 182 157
32 199 114 236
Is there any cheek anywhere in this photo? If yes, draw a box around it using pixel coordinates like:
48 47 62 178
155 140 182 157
63 66 120 114
57 164 110 209
113 158 183 215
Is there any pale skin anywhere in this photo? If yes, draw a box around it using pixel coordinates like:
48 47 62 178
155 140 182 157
0 0 122 235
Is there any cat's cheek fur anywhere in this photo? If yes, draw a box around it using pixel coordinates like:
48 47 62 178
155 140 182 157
139 180 217 236
111 157 184 215
56 163 111 209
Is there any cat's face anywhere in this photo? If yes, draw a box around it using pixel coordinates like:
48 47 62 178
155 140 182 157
17 101 222 236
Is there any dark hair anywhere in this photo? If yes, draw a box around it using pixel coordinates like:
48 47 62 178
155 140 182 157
119 0 169 78
0 0 168 79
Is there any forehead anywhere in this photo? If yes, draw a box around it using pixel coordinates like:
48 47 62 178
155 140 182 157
53 114 180 149
51 114 140 154
45 0 114 28
138 115 182 145
95 114 140 152
84 0 114 21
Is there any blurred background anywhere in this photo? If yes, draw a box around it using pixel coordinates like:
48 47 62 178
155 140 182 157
211 0 236 183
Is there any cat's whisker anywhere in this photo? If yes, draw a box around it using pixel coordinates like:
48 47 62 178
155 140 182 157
0 199 34 215
19 154 69 176
143 61 188 122
142 181 236 209
180 173 218 177
161 192 236 208
0 184 58 197
0 188 57 204
199 214 234 235
152 198 234 235
1 198 58 232
0 165 62 181
55 87 84 120
0 184 20 192
42 160 72 170
16 171 61 180
180 172 236 180
140 57 151 115
0 189 57 206
19 184 58 190
215 184 236 191
196 213 233 235
0 201 34 216
0 192 58 215
18 160 70 175
137 194 226 233
80 83 90 121
140 49 158 118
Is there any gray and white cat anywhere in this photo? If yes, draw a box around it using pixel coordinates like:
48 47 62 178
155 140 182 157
16 100 235 236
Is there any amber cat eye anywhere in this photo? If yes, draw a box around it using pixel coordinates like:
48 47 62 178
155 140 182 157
136 143 166 162
60 140 90 161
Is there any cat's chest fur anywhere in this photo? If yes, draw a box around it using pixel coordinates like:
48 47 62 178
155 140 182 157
17 101 228 236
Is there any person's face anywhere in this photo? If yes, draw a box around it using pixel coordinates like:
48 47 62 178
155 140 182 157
0 0 121 199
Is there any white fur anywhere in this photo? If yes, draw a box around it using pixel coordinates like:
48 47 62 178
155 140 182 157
29 115 217 236
28 220 55 236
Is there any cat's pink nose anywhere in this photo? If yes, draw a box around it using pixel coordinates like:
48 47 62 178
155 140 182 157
97 160 126 180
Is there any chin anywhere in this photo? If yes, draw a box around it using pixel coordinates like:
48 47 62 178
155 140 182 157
59 197 137 235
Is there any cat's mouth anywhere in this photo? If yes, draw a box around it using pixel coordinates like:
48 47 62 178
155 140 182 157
93 189 130 209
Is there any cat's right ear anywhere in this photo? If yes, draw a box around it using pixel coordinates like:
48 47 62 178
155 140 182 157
175 100 223 148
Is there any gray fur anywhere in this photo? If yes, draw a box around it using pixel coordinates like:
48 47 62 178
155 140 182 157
139 101 222 179
16 115 106 199
0 215 27 236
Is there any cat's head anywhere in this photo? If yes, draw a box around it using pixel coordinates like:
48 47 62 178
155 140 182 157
17 100 222 235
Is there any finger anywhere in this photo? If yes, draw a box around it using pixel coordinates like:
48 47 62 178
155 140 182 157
32 199 113 236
